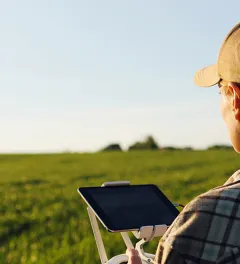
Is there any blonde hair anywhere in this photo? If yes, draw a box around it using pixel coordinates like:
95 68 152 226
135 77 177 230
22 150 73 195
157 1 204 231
218 80 231 96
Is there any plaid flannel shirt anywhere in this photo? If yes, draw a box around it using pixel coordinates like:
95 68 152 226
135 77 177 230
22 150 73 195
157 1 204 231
154 169 240 264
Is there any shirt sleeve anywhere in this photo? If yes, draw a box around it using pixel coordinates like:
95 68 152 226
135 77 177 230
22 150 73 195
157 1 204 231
154 173 240 264
153 192 218 264
154 239 186 264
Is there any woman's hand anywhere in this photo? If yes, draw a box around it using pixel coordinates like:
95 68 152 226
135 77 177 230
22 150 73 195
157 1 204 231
126 248 142 264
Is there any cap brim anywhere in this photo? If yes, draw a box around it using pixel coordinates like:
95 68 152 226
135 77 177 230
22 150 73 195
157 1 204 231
194 64 220 87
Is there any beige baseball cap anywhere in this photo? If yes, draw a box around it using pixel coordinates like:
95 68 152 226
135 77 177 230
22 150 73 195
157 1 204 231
194 22 240 87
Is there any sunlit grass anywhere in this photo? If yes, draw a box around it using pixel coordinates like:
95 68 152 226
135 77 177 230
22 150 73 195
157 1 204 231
0 150 239 263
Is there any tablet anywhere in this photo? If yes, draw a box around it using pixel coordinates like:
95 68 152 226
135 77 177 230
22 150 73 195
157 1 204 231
78 184 179 232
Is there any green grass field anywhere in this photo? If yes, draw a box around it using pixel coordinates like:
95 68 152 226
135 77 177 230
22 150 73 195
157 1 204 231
1 150 240 264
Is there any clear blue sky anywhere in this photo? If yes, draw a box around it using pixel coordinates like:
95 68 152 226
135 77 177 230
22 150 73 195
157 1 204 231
1 0 240 153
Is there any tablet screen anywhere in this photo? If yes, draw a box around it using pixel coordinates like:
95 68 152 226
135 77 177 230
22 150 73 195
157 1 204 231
78 184 179 232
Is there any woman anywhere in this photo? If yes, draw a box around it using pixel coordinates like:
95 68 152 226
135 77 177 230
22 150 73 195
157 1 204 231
127 22 240 263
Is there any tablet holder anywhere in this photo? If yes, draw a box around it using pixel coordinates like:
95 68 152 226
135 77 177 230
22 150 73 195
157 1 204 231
86 181 168 264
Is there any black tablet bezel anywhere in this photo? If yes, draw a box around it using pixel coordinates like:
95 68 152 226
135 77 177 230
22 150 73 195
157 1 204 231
78 184 179 232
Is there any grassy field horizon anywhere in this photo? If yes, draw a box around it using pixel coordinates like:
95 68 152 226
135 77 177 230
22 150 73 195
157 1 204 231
1 149 240 263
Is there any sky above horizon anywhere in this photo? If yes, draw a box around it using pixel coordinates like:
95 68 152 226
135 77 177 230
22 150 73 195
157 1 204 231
1 0 240 153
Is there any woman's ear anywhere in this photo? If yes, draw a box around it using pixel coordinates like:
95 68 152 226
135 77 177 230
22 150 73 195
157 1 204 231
228 82 240 120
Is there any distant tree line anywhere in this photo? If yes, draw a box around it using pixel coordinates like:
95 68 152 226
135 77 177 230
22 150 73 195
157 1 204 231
207 144 233 150
100 135 233 152
128 136 159 151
